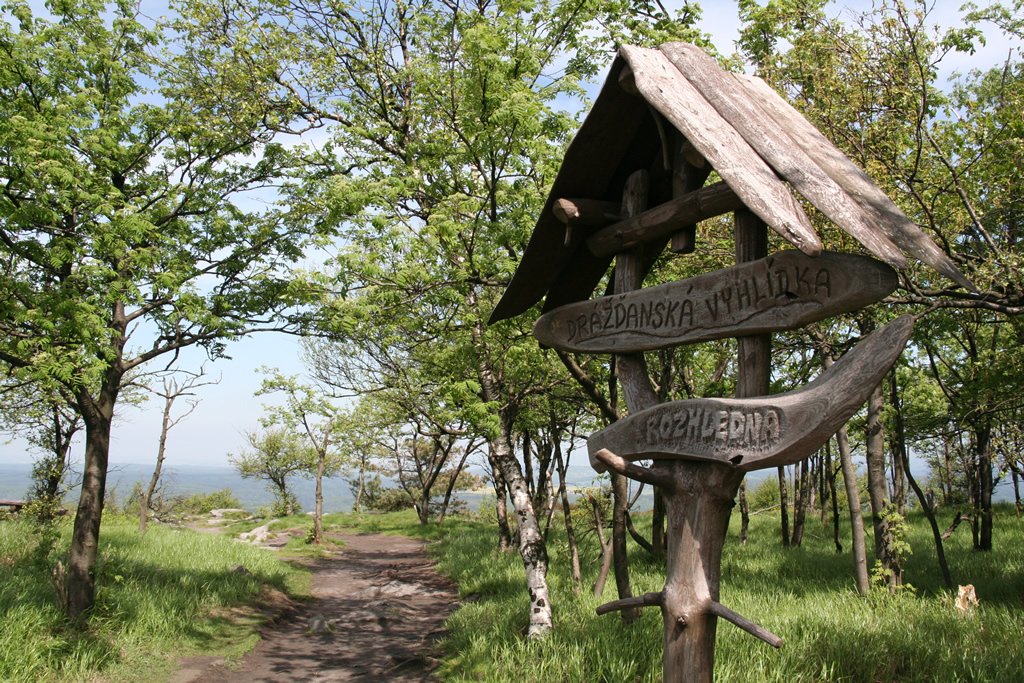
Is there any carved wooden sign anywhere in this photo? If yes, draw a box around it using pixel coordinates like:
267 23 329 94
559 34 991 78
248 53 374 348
588 315 915 472
534 251 897 353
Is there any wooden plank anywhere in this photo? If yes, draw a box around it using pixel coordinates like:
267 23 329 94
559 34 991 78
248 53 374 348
735 73 974 291
662 43 907 270
587 314 915 471
534 251 897 353
488 56 654 324
669 128 710 254
587 181 742 258
620 45 822 257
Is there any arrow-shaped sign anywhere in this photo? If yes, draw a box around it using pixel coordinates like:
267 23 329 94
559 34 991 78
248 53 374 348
535 252 897 353
588 315 915 472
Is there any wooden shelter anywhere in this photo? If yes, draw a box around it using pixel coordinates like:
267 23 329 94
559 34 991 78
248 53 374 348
491 43 971 682
490 43 970 324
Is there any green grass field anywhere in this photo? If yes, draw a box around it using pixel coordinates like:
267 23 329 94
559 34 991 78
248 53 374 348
1 505 1021 681
423 505 1024 682
0 514 309 682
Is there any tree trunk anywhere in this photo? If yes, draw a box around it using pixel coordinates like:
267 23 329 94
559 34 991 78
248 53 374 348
1012 465 1022 515
777 466 791 548
488 450 513 551
352 459 366 513
975 421 994 551
942 437 955 505
791 460 807 547
652 486 667 557
660 464 745 682
826 441 842 553
889 372 952 586
834 424 870 594
554 444 581 591
611 471 638 622
865 380 901 587
313 455 325 541
437 447 472 525
738 478 750 545
66 380 118 621
486 418 552 636
590 493 613 598
139 395 172 534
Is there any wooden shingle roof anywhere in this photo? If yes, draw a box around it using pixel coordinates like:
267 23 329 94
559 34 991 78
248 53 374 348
489 43 970 324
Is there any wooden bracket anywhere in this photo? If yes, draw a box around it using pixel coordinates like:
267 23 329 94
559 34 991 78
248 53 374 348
708 601 783 649
597 591 664 616
592 448 675 490
587 181 742 258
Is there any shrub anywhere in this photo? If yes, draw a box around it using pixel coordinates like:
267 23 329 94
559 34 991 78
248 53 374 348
366 487 414 513
175 489 243 515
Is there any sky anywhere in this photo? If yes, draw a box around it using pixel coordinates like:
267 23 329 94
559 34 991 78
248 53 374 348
0 1 1016 469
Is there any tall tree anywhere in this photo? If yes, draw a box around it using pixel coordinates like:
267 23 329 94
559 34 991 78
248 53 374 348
737 0 1024 556
256 370 348 543
0 1 332 619
185 0 637 637
230 427 308 517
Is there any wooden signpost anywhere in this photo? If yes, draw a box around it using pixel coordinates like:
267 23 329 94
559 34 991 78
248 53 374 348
534 251 897 353
490 42 970 683
587 315 915 471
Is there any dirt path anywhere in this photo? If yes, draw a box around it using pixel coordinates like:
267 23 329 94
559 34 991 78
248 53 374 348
173 533 458 682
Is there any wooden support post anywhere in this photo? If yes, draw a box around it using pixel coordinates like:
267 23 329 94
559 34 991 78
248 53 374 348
669 129 710 254
656 208 769 682
610 170 658 625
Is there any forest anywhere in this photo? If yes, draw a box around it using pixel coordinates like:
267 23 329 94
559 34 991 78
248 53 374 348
0 0 1022 680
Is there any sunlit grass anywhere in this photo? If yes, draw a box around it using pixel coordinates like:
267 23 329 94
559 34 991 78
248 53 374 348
0 513 309 682
420 505 1024 682
5 502 1021 682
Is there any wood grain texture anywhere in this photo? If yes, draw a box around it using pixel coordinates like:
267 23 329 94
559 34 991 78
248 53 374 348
735 73 973 291
587 314 915 472
619 45 822 257
586 181 742 258
614 170 660 412
662 43 907 270
553 198 621 227
534 251 897 353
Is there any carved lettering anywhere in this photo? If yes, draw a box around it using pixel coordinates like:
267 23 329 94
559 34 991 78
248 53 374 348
815 268 832 296
680 300 693 327
737 279 752 309
537 251 878 350
728 411 745 442
795 267 812 294
636 405 785 456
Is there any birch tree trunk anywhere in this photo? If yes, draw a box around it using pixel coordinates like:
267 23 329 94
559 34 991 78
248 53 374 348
827 357 870 596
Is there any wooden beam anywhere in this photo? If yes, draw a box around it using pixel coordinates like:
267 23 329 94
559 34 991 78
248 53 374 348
587 315 916 472
669 128 710 254
587 181 742 258
534 251 898 353
620 45 822 256
552 198 622 227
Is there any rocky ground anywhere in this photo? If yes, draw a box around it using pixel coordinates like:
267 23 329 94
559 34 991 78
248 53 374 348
171 525 458 682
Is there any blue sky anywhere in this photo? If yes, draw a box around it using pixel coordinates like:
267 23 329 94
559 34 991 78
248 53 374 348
0 1 1016 469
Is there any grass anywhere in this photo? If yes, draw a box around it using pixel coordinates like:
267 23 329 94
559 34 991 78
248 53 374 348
418 504 1024 682
4 503 1022 682
0 513 309 682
